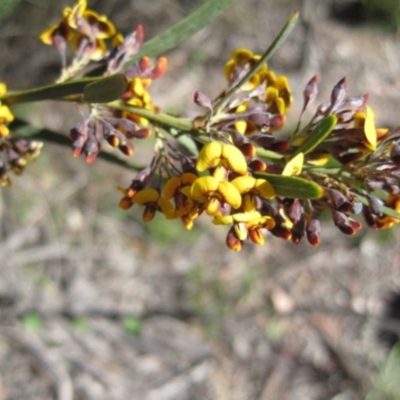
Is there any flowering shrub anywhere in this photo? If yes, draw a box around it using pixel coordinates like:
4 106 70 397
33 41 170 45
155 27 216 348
1 0 400 251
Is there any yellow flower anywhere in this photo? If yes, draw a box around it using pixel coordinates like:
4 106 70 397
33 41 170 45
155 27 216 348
247 214 276 245
189 176 242 216
67 0 116 39
164 173 201 229
0 83 14 138
40 16 72 46
354 107 388 152
224 48 267 91
213 210 262 241
121 78 155 126
213 210 275 246
131 188 175 222
42 0 116 62
231 176 275 200
196 142 248 175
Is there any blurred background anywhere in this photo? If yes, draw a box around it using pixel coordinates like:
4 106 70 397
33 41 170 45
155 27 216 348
1 0 400 399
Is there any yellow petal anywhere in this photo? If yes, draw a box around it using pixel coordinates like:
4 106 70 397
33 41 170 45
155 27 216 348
275 75 290 91
83 10 116 38
180 172 198 185
235 120 247 134
196 142 222 172
163 176 181 199
234 223 248 241
157 197 175 219
231 176 256 193
132 188 159 205
265 86 278 102
282 152 304 176
0 105 14 123
0 83 6 97
191 176 219 197
241 192 257 212
205 197 221 216
353 111 366 128
213 215 234 225
364 105 377 151
232 48 253 64
233 211 261 222
254 178 275 199
221 144 247 175
223 60 235 81
274 97 286 114
247 215 275 230
306 152 330 166
217 180 242 209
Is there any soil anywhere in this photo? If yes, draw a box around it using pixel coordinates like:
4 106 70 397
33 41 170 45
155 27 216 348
1 1 400 399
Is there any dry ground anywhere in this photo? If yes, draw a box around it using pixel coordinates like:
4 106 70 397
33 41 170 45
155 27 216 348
1 1 400 399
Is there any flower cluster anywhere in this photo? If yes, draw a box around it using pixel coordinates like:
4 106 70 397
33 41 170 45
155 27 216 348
118 50 400 251
2 3 400 251
0 137 43 187
40 0 167 163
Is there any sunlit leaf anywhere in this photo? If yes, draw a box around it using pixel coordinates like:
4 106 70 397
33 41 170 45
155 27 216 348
131 0 238 63
83 74 127 103
294 115 337 156
257 173 324 199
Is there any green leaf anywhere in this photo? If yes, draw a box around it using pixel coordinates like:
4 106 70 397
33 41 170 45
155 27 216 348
131 0 238 62
83 74 127 103
294 115 338 156
122 316 142 336
3 78 99 105
259 173 324 199
0 0 21 20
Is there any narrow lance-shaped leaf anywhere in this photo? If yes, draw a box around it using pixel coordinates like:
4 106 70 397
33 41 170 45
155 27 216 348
129 0 238 63
256 173 324 199
84 74 127 103
2 77 99 105
294 115 337 156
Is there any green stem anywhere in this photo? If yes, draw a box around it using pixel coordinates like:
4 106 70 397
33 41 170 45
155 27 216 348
1 77 100 105
106 101 197 133
212 12 299 113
